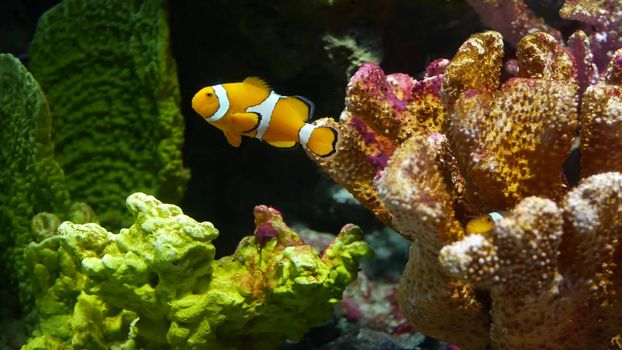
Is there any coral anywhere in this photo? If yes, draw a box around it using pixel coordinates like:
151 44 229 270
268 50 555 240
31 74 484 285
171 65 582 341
308 25 622 349
338 271 413 335
580 49 622 177
28 0 189 229
448 31 578 210
308 60 449 227
468 0 622 90
24 193 371 350
0 53 71 309
440 173 622 349
465 0 562 46
560 0 622 70
378 135 489 349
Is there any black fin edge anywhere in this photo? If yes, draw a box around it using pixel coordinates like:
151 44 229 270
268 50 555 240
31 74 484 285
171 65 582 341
293 95 315 120
316 127 339 158
275 142 298 150
242 112 262 134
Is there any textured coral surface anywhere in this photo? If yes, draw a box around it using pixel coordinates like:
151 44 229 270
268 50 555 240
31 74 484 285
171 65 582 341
23 193 371 350
580 49 622 178
0 53 71 309
28 0 189 228
469 0 622 86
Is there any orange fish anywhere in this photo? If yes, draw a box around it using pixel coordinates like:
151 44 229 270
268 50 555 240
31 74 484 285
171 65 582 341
191 77 338 157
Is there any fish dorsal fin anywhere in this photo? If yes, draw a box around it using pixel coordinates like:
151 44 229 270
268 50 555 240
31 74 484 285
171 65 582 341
281 96 315 122
243 76 271 92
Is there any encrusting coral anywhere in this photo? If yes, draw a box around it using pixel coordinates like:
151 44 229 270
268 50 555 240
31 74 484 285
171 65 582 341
307 20 622 350
23 192 372 350
27 0 190 229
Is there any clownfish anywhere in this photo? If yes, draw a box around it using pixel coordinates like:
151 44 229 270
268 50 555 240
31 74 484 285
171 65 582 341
191 77 339 158
465 211 509 235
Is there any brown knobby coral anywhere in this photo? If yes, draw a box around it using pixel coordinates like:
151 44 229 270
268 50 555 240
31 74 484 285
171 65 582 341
308 29 622 350
441 172 622 349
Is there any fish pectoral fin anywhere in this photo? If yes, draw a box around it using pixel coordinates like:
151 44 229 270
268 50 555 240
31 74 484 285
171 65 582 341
230 112 261 133
224 131 242 147
265 140 297 149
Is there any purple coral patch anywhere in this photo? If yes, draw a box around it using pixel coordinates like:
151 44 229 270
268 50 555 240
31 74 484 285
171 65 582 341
351 116 378 145
387 73 415 101
349 63 407 111
462 88 482 99
350 116 391 171
425 58 449 77
253 205 284 247
341 298 364 321
412 75 443 100
504 58 519 77
369 154 389 170
254 222 279 247
606 49 622 84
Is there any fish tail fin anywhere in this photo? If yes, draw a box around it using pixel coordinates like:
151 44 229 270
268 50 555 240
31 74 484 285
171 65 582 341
306 126 339 158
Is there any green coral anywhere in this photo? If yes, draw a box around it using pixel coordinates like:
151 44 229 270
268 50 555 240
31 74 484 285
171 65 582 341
0 53 71 309
24 193 371 349
28 0 189 229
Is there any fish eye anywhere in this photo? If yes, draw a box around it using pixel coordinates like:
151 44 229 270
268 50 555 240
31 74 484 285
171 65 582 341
206 92 213 97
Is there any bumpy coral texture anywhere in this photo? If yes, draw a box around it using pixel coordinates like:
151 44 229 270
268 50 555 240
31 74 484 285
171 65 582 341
0 54 71 308
468 0 622 91
580 49 622 177
560 0 622 70
465 0 563 46
441 173 622 349
309 26 622 349
450 32 578 210
24 193 371 350
28 0 189 229
309 57 449 228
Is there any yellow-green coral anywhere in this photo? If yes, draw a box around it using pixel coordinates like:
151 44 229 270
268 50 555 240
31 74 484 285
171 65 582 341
24 193 371 350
